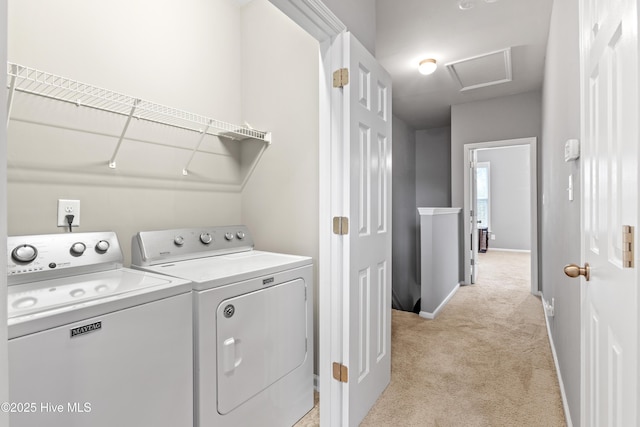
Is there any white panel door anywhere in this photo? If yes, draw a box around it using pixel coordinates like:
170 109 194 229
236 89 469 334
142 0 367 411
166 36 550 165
469 149 479 284
579 0 639 425
337 32 392 426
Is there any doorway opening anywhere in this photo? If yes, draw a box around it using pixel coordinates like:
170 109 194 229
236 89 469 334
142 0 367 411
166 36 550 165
463 137 538 294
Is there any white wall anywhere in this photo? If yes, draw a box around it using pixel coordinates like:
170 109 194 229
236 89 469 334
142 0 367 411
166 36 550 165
7 0 247 263
541 0 581 423
416 126 451 208
451 91 542 208
392 115 418 311
239 0 320 371
321 0 376 55
477 145 531 251
1 0 9 419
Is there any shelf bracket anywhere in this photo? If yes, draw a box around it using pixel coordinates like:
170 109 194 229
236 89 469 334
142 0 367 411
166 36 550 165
108 98 140 169
182 119 213 176
6 64 18 129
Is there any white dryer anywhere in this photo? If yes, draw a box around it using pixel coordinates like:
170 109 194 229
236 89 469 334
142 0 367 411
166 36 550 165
131 225 313 427
7 231 193 427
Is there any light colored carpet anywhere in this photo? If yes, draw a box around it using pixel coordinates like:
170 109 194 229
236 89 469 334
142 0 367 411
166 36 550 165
296 250 566 426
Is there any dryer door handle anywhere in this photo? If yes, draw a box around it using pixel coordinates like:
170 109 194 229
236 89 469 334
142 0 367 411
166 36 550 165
222 337 242 373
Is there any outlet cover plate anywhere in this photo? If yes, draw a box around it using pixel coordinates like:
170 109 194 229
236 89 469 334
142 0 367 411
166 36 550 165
57 199 80 227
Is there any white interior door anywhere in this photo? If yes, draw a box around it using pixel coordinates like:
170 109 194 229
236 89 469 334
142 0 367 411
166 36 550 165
579 0 639 424
469 150 479 284
334 31 392 426
0 0 8 418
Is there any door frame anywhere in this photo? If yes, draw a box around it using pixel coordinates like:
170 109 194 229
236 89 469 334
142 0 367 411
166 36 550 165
1 0 9 418
462 137 539 294
267 1 346 425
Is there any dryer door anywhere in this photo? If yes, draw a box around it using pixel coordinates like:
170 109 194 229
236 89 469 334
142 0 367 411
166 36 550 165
216 278 307 415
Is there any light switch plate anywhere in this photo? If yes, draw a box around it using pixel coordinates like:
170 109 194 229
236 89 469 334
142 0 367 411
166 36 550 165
564 139 580 161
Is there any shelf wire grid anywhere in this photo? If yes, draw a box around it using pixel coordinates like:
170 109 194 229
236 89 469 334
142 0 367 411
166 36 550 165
7 62 269 141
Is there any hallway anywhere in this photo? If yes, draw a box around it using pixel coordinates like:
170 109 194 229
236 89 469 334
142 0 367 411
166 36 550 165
298 250 566 426
362 251 564 426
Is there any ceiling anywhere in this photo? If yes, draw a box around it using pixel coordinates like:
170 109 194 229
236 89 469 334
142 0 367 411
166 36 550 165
375 0 555 129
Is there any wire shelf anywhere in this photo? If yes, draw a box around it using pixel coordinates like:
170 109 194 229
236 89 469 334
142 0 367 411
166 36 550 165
6 62 271 174
7 62 270 141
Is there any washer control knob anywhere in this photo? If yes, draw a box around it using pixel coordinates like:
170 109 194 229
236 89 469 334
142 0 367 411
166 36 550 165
236 231 246 240
95 240 110 253
200 233 213 244
224 232 234 241
70 242 87 256
11 244 38 263
174 235 185 246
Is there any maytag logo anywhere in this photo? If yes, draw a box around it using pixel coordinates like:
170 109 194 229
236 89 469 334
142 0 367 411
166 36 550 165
263 277 274 286
70 321 102 338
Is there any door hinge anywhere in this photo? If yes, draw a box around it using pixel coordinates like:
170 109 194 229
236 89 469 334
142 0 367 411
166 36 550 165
332 362 349 383
333 216 349 235
623 225 634 268
333 68 349 88
470 210 474 218
471 259 475 266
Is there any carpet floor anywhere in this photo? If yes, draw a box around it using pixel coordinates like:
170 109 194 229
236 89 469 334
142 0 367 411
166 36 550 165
296 250 566 426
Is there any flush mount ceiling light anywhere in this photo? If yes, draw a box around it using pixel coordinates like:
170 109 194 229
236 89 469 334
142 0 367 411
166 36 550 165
418 58 437 75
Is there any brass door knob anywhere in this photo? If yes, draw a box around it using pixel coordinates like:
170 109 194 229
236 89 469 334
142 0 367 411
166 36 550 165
564 263 590 281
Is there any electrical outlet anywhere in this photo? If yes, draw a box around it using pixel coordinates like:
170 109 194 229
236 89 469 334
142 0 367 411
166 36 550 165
543 297 555 317
491 234 496 240
57 199 81 227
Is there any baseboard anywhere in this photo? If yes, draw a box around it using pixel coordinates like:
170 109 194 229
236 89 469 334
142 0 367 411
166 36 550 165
541 294 573 427
487 248 532 253
419 283 460 320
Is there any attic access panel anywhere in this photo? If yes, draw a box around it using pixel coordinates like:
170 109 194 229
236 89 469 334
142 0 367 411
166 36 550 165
446 48 512 91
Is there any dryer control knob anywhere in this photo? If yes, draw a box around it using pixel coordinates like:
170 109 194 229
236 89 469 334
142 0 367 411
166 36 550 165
70 242 86 256
95 240 110 253
224 232 234 241
174 235 185 246
236 231 245 240
200 233 213 244
11 244 38 263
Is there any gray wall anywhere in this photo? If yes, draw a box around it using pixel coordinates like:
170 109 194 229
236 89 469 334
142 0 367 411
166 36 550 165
541 0 581 423
451 91 542 208
392 115 418 311
416 127 451 208
477 146 531 251
320 0 376 55
418 209 461 315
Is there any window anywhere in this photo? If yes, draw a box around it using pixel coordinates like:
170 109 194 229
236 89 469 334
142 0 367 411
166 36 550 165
476 162 490 230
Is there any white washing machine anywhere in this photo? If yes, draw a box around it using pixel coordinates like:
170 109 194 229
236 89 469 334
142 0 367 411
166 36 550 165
131 225 314 427
7 231 193 427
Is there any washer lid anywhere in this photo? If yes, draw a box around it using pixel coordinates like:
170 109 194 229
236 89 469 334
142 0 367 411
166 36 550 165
139 250 312 291
8 268 191 339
